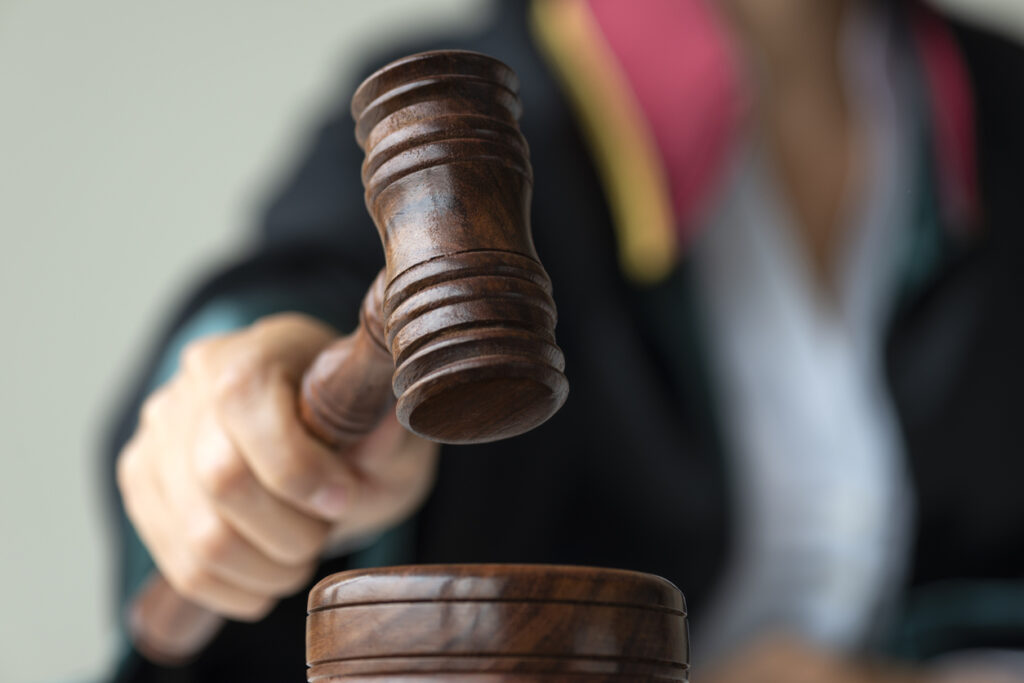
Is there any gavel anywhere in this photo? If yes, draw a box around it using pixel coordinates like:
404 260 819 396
130 49 570 663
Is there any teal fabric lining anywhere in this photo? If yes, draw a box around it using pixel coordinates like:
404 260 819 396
885 581 1024 660
889 108 960 317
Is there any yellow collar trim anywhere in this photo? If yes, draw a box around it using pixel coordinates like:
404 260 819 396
530 0 678 285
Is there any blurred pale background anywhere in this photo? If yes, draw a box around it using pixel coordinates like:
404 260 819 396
0 0 1019 681
0 1 491 680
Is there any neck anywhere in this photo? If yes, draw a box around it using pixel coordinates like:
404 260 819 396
722 0 862 292
721 0 850 87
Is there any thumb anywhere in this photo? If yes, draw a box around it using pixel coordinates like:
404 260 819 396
244 313 338 383
345 409 433 479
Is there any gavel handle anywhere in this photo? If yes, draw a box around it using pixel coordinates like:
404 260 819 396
129 270 394 665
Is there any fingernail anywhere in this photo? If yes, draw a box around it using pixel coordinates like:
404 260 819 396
311 483 347 518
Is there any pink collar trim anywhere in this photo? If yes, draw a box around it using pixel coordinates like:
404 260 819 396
585 0 979 245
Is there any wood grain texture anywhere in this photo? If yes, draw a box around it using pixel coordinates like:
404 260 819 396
300 269 394 448
308 564 685 609
131 49 570 664
306 565 689 682
352 50 569 443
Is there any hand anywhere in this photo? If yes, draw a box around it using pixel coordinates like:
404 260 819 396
117 313 438 621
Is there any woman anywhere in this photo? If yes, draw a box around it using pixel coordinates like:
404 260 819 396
107 1 1024 680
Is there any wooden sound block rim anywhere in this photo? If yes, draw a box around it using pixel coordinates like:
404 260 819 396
307 600 688 664
308 564 685 613
308 567 689 682
312 676 687 682
307 654 688 680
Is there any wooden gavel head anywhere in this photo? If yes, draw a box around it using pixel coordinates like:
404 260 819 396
345 49 568 444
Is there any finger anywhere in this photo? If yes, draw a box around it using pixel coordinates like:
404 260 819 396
215 367 358 521
323 411 439 549
345 409 431 480
158 421 316 596
162 555 276 623
193 413 330 565
118 433 163 558
181 314 333 388
176 497 315 598
247 313 338 380
347 410 439 516
119 435 274 621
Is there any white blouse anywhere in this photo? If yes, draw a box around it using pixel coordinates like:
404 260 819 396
693 4 919 662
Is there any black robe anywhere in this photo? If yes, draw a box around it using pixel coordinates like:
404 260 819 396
105 3 1024 680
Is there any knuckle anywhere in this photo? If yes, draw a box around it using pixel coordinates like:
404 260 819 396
195 443 248 500
249 313 288 334
212 348 270 405
291 530 329 565
258 523 327 567
115 441 140 494
264 456 317 502
186 515 233 565
139 388 170 428
252 311 307 334
181 338 216 375
235 597 275 622
173 558 211 600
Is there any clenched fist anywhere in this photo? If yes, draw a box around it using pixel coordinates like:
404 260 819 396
117 313 438 621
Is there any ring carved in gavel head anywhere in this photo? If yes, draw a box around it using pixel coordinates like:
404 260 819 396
308 50 569 445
